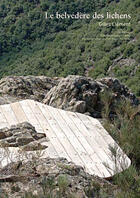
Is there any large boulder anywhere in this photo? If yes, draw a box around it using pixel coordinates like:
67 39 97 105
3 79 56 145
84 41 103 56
43 75 139 117
43 75 101 116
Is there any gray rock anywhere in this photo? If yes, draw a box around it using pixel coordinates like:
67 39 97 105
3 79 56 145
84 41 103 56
0 132 7 139
11 122 35 131
0 140 11 147
21 141 48 151
0 76 61 104
16 136 34 146
73 101 86 113
0 157 113 198
43 75 101 115
0 127 9 133
43 75 139 117
6 137 16 143
32 133 46 140
0 122 49 148
0 175 26 182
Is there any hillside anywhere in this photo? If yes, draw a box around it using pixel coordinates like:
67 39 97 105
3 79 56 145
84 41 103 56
0 1 140 197
0 0 140 96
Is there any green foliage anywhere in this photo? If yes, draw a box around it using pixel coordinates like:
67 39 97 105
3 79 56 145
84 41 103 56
123 43 134 57
57 175 68 195
22 192 38 198
40 176 55 196
22 175 74 198
0 0 103 55
114 165 140 198
101 94 140 197
0 0 139 96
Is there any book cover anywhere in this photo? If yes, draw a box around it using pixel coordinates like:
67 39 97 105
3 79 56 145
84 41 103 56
0 0 139 197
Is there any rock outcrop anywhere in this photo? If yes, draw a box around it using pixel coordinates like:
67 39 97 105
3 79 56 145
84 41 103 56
0 122 48 151
44 75 101 115
43 75 139 117
0 158 114 198
0 75 139 118
0 76 60 104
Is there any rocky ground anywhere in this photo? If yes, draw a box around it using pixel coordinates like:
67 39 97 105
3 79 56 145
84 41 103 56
0 75 139 118
0 157 116 198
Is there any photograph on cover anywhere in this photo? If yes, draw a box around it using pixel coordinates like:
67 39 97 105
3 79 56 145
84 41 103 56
0 0 139 197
